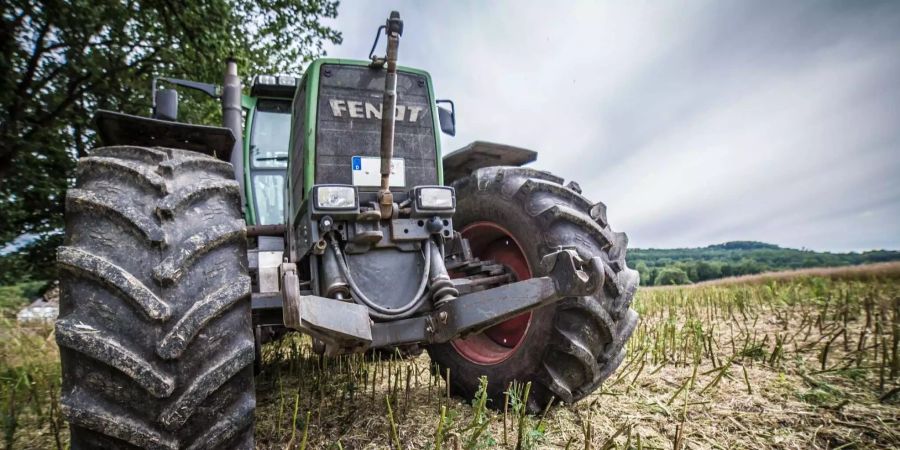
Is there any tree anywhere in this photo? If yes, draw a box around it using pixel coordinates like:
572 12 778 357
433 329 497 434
695 260 721 281
735 258 763 276
654 266 691 286
629 242 900 285
720 262 734 278
634 261 653 286
680 261 699 283
0 0 341 283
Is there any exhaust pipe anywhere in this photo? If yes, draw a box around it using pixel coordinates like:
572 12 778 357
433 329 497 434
377 11 403 218
223 58 246 206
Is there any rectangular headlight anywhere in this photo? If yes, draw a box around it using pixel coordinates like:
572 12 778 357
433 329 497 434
278 76 297 86
256 75 277 85
417 187 455 210
315 185 357 210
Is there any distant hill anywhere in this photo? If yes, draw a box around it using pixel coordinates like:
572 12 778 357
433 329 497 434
629 241 900 286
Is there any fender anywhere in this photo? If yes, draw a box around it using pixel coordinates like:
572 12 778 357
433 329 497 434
94 110 235 162
441 140 537 185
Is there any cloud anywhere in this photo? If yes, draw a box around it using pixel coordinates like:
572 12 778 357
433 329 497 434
325 0 900 251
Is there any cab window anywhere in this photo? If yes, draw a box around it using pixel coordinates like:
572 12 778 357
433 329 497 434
250 99 290 224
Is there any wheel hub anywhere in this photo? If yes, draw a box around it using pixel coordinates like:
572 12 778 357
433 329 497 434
450 222 533 365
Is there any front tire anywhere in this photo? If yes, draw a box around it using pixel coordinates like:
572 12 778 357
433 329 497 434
57 146 255 449
427 167 639 412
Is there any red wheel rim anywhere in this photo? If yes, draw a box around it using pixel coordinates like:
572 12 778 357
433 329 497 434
450 222 533 365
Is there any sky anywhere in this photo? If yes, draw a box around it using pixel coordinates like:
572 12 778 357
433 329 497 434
321 0 900 252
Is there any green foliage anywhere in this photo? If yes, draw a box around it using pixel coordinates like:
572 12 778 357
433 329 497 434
0 235 62 284
461 376 495 449
695 260 721 281
654 266 691 286
0 0 341 282
504 381 545 450
0 281 48 314
707 241 780 250
632 241 900 286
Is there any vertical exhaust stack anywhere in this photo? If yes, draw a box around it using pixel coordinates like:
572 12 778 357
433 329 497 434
223 58 246 206
377 11 404 218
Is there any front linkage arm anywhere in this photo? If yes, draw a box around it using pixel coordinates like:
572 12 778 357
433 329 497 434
425 249 604 343
282 249 605 354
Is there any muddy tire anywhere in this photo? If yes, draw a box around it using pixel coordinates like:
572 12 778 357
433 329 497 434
427 167 639 412
57 146 254 449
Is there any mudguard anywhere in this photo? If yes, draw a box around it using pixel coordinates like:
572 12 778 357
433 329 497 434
442 141 537 185
94 110 235 161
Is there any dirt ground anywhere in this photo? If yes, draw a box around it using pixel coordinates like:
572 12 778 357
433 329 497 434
251 270 900 449
2 266 898 449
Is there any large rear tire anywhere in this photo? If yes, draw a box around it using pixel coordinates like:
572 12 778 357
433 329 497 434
57 146 255 449
427 167 639 412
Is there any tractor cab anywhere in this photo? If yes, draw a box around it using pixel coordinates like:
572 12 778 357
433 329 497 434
243 75 296 226
240 65 453 230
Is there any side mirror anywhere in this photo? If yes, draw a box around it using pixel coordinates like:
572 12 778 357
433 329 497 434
153 88 179 121
150 76 219 122
436 99 455 136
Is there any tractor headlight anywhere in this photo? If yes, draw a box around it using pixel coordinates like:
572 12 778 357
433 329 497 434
251 74 297 98
256 75 277 85
278 75 298 86
315 185 357 210
416 187 455 210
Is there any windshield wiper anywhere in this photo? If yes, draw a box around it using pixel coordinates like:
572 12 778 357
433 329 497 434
250 145 288 162
256 156 288 162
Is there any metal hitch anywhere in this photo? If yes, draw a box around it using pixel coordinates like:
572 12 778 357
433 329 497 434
281 249 605 353
426 249 604 343
280 262 373 354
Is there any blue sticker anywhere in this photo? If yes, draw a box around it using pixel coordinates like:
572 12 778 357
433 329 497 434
352 156 361 171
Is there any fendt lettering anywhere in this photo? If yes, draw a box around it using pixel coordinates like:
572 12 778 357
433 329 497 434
328 98 425 122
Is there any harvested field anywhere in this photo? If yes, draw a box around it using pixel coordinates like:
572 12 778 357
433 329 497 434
252 265 900 449
1 264 898 449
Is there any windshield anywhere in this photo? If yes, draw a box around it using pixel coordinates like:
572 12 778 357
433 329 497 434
250 100 291 225
251 100 291 168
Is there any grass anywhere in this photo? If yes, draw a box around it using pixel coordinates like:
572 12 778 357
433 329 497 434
0 280 62 450
0 265 898 449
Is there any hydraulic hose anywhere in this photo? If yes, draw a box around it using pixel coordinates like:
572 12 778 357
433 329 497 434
328 234 431 319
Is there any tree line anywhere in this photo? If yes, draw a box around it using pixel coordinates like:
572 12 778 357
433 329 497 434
631 241 900 286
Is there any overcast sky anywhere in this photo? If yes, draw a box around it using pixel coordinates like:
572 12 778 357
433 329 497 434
322 1 900 252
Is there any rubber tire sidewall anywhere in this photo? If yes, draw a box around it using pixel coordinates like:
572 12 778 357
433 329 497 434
427 180 561 410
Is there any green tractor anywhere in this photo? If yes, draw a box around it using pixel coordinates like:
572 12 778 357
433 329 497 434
57 12 638 449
